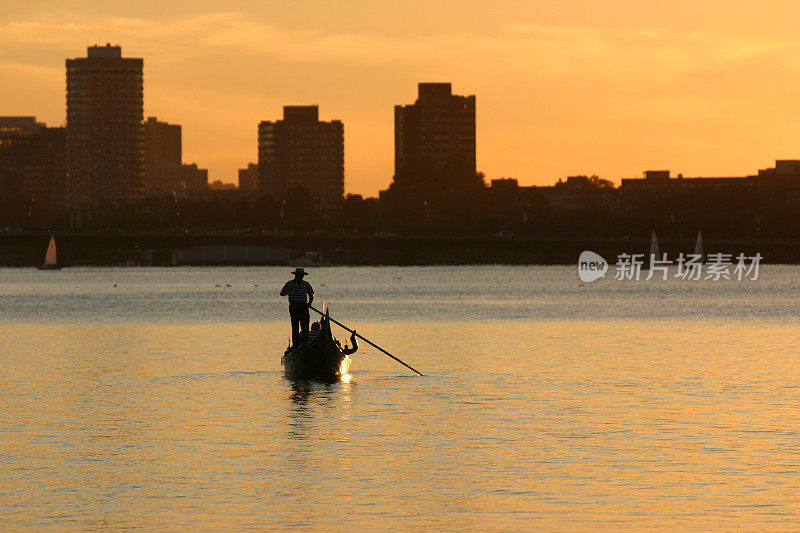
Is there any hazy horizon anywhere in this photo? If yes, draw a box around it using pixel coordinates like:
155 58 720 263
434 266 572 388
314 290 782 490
4 0 800 195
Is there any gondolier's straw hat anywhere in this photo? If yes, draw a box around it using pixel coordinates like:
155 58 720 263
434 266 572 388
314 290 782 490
292 267 308 276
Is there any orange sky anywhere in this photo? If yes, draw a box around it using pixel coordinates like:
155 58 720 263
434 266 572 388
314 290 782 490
3 0 800 196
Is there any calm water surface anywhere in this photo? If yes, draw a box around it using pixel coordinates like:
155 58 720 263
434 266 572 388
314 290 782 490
1 265 799 531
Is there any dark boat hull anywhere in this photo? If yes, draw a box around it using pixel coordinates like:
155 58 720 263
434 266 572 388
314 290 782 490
282 319 351 380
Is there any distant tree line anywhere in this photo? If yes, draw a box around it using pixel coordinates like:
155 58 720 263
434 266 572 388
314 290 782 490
3 156 800 239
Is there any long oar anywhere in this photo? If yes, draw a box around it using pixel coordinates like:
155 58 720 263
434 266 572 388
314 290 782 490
310 305 424 376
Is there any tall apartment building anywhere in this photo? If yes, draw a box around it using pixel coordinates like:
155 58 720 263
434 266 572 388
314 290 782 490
258 106 344 202
66 44 144 208
394 83 476 175
0 116 67 211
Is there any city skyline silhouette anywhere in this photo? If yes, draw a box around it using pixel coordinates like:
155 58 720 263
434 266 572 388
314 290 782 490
4 1 800 195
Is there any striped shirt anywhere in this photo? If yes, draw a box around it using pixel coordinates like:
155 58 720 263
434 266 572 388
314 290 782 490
281 279 314 303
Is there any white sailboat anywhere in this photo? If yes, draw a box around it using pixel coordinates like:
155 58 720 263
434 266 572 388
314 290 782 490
693 229 704 261
645 229 667 270
38 235 61 270
649 229 661 259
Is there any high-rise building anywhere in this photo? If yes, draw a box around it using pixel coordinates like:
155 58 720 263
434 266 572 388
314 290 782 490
238 163 259 190
258 106 344 202
394 83 476 175
66 44 144 208
0 116 67 211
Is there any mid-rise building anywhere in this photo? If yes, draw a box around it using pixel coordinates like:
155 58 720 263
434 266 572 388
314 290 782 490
394 83 476 175
143 162 209 195
258 106 344 202
179 163 209 192
142 116 208 195
238 163 259 190
144 116 181 167
66 44 144 208
0 116 67 211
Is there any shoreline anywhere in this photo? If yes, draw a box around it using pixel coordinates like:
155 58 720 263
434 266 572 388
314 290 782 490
2 232 799 266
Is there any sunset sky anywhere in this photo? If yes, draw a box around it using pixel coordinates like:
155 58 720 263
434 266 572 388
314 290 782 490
3 0 800 195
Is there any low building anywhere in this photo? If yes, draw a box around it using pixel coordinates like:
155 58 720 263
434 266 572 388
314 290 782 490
0 116 67 212
618 167 782 212
489 175 615 212
752 160 800 208
209 180 236 191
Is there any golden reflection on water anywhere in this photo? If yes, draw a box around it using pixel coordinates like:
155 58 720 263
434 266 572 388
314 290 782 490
286 378 353 442
2 265 800 530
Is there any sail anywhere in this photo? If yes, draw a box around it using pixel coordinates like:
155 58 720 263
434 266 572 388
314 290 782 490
649 230 660 258
44 236 57 267
693 230 703 257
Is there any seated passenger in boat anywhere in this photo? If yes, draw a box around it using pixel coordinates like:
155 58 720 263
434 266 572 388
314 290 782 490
307 321 322 343
336 331 359 355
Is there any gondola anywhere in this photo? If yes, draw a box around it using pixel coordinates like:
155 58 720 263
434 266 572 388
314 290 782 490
281 311 351 381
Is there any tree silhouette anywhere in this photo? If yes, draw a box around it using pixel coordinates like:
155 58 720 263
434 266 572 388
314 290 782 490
283 185 318 231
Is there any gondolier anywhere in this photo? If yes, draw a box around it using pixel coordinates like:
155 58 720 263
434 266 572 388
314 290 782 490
280 268 314 347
